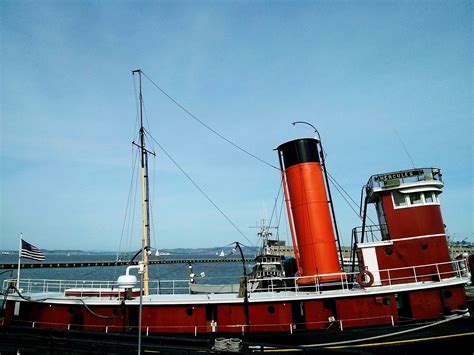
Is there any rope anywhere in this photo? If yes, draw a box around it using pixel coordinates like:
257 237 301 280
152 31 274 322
268 181 283 228
7 285 118 320
141 71 279 171
327 174 362 219
117 148 140 260
327 171 377 225
213 337 242 352
145 131 255 246
300 314 466 348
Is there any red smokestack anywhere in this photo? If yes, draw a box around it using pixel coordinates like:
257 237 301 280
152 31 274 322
277 138 342 284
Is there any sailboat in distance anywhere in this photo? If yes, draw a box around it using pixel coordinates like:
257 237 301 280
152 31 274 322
155 249 170 256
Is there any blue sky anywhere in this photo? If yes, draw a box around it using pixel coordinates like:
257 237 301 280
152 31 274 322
1 0 472 251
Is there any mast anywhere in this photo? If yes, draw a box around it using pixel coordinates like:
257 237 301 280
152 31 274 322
132 69 153 296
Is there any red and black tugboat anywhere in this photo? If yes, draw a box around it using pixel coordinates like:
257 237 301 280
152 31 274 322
1 71 472 353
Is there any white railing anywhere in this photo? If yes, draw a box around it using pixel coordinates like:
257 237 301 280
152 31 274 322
3 259 469 296
246 258 469 294
1 278 191 296
7 313 401 335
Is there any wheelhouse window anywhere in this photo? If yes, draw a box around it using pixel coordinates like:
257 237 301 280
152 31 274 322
409 193 422 205
393 191 407 207
424 192 434 203
392 191 440 208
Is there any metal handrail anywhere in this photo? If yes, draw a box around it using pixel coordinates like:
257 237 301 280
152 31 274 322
367 167 443 189
3 259 469 296
352 224 386 243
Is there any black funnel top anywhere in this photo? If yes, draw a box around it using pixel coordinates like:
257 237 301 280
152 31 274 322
277 138 320 169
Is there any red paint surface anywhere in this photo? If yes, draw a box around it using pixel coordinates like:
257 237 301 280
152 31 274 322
14 302 125 332
248 303 292 332
284 162 341 283
142 305 207 333
304 300 334 330
441 286 468 312
381 193 445 239
370 192 452 285
408 290 444 319
376 238 452 285
336 295 398 328
217 304 246 333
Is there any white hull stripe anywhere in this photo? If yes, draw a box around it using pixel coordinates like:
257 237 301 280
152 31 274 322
391 233 446 242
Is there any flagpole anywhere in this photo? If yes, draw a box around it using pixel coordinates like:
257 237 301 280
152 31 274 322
17 233 22 288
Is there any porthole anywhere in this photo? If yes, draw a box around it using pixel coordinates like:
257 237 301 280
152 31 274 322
382 298 391 306
443 290 453 299
268 305 275 314
384 247 393 256
421 243 428 250
186 307 193 316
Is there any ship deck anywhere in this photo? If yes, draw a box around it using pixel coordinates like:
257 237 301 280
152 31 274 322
5 259 470 305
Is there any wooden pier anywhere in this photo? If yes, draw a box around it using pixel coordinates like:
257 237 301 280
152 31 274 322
0 258 256 270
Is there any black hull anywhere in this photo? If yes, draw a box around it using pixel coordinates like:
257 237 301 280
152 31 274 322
1 315 473 354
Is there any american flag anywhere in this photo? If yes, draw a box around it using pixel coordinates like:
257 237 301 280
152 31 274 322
21 239 45 261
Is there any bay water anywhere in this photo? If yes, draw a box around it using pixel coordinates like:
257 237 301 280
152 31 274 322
0 252 245 290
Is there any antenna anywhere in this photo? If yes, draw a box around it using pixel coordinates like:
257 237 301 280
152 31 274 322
394 128 416 168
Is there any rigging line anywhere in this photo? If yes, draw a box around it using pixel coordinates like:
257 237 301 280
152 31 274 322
394 128 416 169
132 75 141 139
197 246 242 271
158 245 240 279
327 172 360 210
328 172 375 224
327 174 377 226
275 191 285 240
268 181 283 228
8 285 118 320
171 244 236 256
117 146 140 257
150 153 157 249
129 149 141 252
284 198 291 246
140 71 280 171
141 98 156 154
145 131 255 246
327 174 362 220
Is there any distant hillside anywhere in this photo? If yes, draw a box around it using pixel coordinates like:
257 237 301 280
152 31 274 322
0 246 260 256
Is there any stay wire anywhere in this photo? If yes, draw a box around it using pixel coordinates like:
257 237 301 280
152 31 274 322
140 71 280 171
327 172 360 211
172 244 235 256
132 75 141 140
326 174 361 219
117 147 140 257
275 192 285 240
8 285 118 320
145 130 255 247
154 243 236 280
327 172 377 225
268 181 283 228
